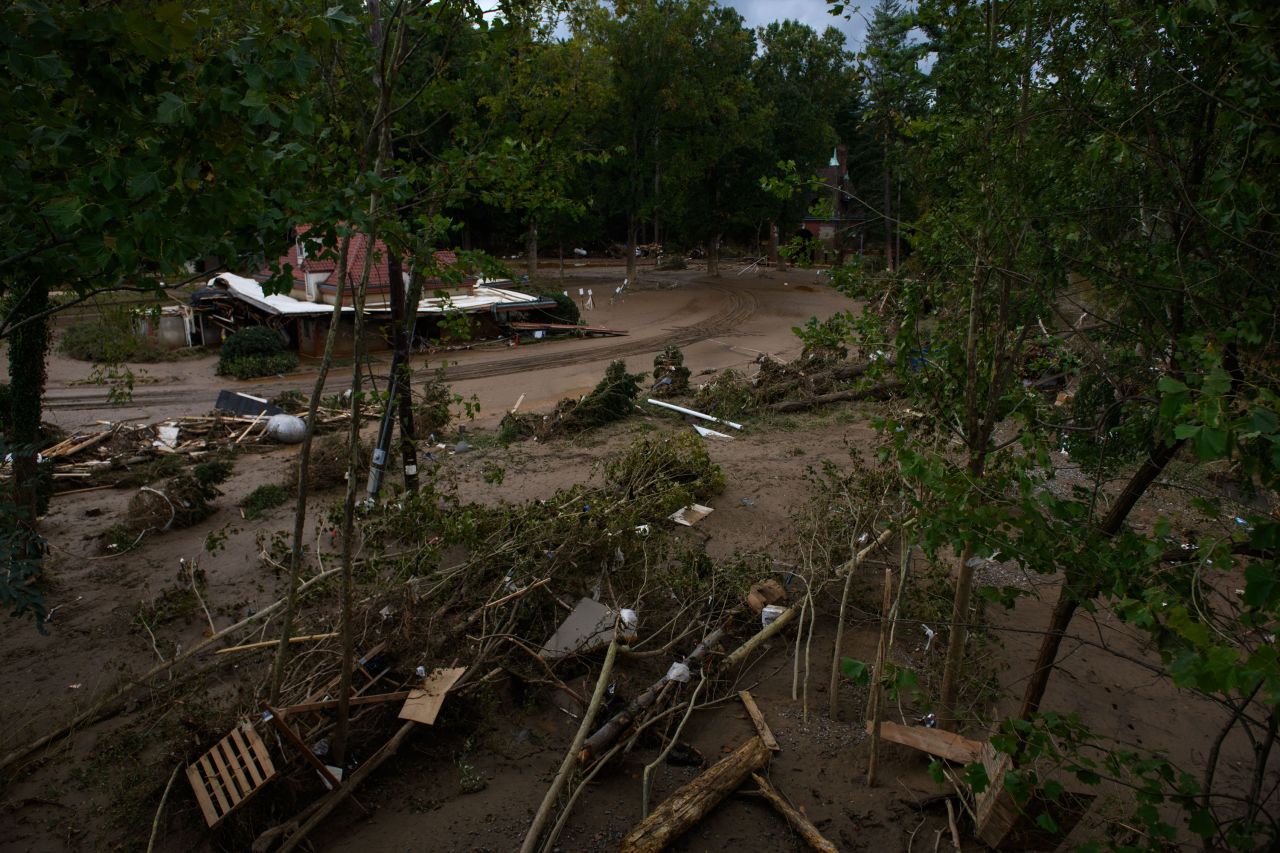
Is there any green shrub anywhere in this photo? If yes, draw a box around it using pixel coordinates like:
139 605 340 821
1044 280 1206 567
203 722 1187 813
218 352 298 379
242 484 289 520
219 326 287 361
217 326 296 378
58 320 170 363
534 291 581 326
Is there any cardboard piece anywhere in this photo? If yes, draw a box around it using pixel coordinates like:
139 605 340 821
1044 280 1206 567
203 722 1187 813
540 597 616 659
668 504 714 527
397 667 466 725
745 579 786 613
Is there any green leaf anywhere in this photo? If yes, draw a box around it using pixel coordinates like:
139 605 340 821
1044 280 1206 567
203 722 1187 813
42 197 82 229
1034 812 1060 834
156 92 189 125
1193 427 1228 459
1173 423 1201 440
839 657 870 684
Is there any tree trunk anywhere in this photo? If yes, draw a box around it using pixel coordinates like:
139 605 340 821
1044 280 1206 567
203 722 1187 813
708 233 720 277
396 265 421 492
626 211 637 282
6 284 50 521
525 219 538 281
1017 437 1186 720
269 234 352 704
882 153 894 271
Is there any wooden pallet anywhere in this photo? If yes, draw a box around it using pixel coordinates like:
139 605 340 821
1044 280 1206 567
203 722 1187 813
187 725 278 827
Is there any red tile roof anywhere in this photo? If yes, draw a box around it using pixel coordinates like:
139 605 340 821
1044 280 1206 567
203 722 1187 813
268 226 464 290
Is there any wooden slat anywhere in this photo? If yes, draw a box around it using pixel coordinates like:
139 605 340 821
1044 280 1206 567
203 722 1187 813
228 728 264 787
248 728 276 782
198 754 233 817
204 743 242 806
738 691 780 752
281 691 411 715
864 720 984 764
186 762 220 827
217 736 253 800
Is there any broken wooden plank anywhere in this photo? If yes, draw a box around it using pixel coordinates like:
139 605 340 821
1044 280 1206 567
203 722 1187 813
279 692 412 715
620 736 770 853
864 719 983 765
263 705 341 789
738 691 780 752
751 772 837 853
397 667 466 725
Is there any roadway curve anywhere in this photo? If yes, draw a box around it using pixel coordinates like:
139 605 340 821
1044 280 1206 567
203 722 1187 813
41 281 759 418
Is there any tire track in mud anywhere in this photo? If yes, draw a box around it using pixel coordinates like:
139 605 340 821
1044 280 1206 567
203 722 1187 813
43 284 758 413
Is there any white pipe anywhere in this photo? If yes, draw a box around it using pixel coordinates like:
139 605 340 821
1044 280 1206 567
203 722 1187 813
646 398 743 430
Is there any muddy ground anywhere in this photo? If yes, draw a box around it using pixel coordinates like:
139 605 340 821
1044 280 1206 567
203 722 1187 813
0 263 1256 852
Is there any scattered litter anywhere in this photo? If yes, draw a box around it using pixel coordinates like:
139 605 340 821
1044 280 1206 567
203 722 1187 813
68 683 82 690
379 605 394 621
740 497 754 506
923 625 936 651
415 665 427 678
398 667 466 725
620 608 639 632
746 579 786 613
157 424 180 449
665 661 692 683
668 503 714 526
635 524 651 536
693 423 734 440
761 604 787 627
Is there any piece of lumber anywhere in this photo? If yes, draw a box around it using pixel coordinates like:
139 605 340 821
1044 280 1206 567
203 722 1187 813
751 773 838 853
620 736 771 853
263 705 341 789
864 720 983 765
279 691 411 715
738 691 780 752
0 567 342 773
44 429 113 460
213 633 337 656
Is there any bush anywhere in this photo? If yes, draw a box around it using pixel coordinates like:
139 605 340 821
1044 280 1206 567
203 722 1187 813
58 320 170 363
695 369 754 420
242 484 289 520
533 291 581 326
289 432 370 491
217 327 295 378
218 352 298 379
219 326 287 361
605 430 725 502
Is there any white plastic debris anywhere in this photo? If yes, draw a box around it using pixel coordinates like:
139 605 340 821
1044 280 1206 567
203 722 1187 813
923 625 936 652
415 665 427 678
761 604 787 627
665 662 692 683
620 609 639 632
266 414 306 444
635 524 651 536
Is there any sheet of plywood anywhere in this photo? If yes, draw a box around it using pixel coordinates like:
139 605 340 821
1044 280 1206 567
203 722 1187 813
397 667 467 725
540 597 616 659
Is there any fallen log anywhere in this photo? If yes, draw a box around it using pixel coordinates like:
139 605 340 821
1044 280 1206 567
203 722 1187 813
751 772 838 853
767 381 902 413
0 567 342 774
579 627 724 762
620 736 770 853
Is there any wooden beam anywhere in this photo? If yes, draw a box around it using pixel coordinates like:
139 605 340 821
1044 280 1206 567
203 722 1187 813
863 720 983 765
738 691 779 752
279 691 411 715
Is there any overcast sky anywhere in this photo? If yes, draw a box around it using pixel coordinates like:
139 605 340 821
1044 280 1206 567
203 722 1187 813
724 0 873 52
